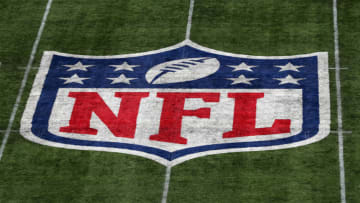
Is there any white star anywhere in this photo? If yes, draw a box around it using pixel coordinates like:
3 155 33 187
63 61 94 71
275 62 303 72
228 62 257 72
275 74 305 85
59 74 89 84
107 74 137 84
110 62 140 72
227 75 258 85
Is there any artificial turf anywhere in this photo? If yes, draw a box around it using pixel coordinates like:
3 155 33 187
0 0 358 202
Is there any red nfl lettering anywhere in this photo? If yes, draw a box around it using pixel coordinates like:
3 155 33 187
60 92 149 138
149 92 220 144
60 91 291 144
223 93 291 138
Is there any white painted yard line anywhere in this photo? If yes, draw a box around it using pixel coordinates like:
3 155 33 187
161 166 172 203
333 0 346 202
0 0 54 161
185 0 195 40
161 1 196 202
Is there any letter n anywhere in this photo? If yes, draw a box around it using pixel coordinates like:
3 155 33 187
60 92 149 138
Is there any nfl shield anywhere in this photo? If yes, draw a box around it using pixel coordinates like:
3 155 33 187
21 40 330 166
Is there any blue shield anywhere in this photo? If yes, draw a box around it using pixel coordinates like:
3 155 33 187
21 40 330 166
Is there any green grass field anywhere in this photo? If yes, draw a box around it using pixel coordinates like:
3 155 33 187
0 0 358 202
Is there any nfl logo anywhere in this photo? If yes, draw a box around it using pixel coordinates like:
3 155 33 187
21 40 330 166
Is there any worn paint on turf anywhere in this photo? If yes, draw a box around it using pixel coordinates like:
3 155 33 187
21 40 330 166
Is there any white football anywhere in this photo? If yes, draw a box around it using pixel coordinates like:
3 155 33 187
145 57 220 84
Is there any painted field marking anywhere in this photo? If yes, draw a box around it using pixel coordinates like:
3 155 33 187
185 0 195 40
0 130 20 133
330 131 352 134
329 67 348 70
161 0 195 202
0 0 54 161
333 0 347 202
161 166 172 203
4 130 353 135
16 66 40 70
